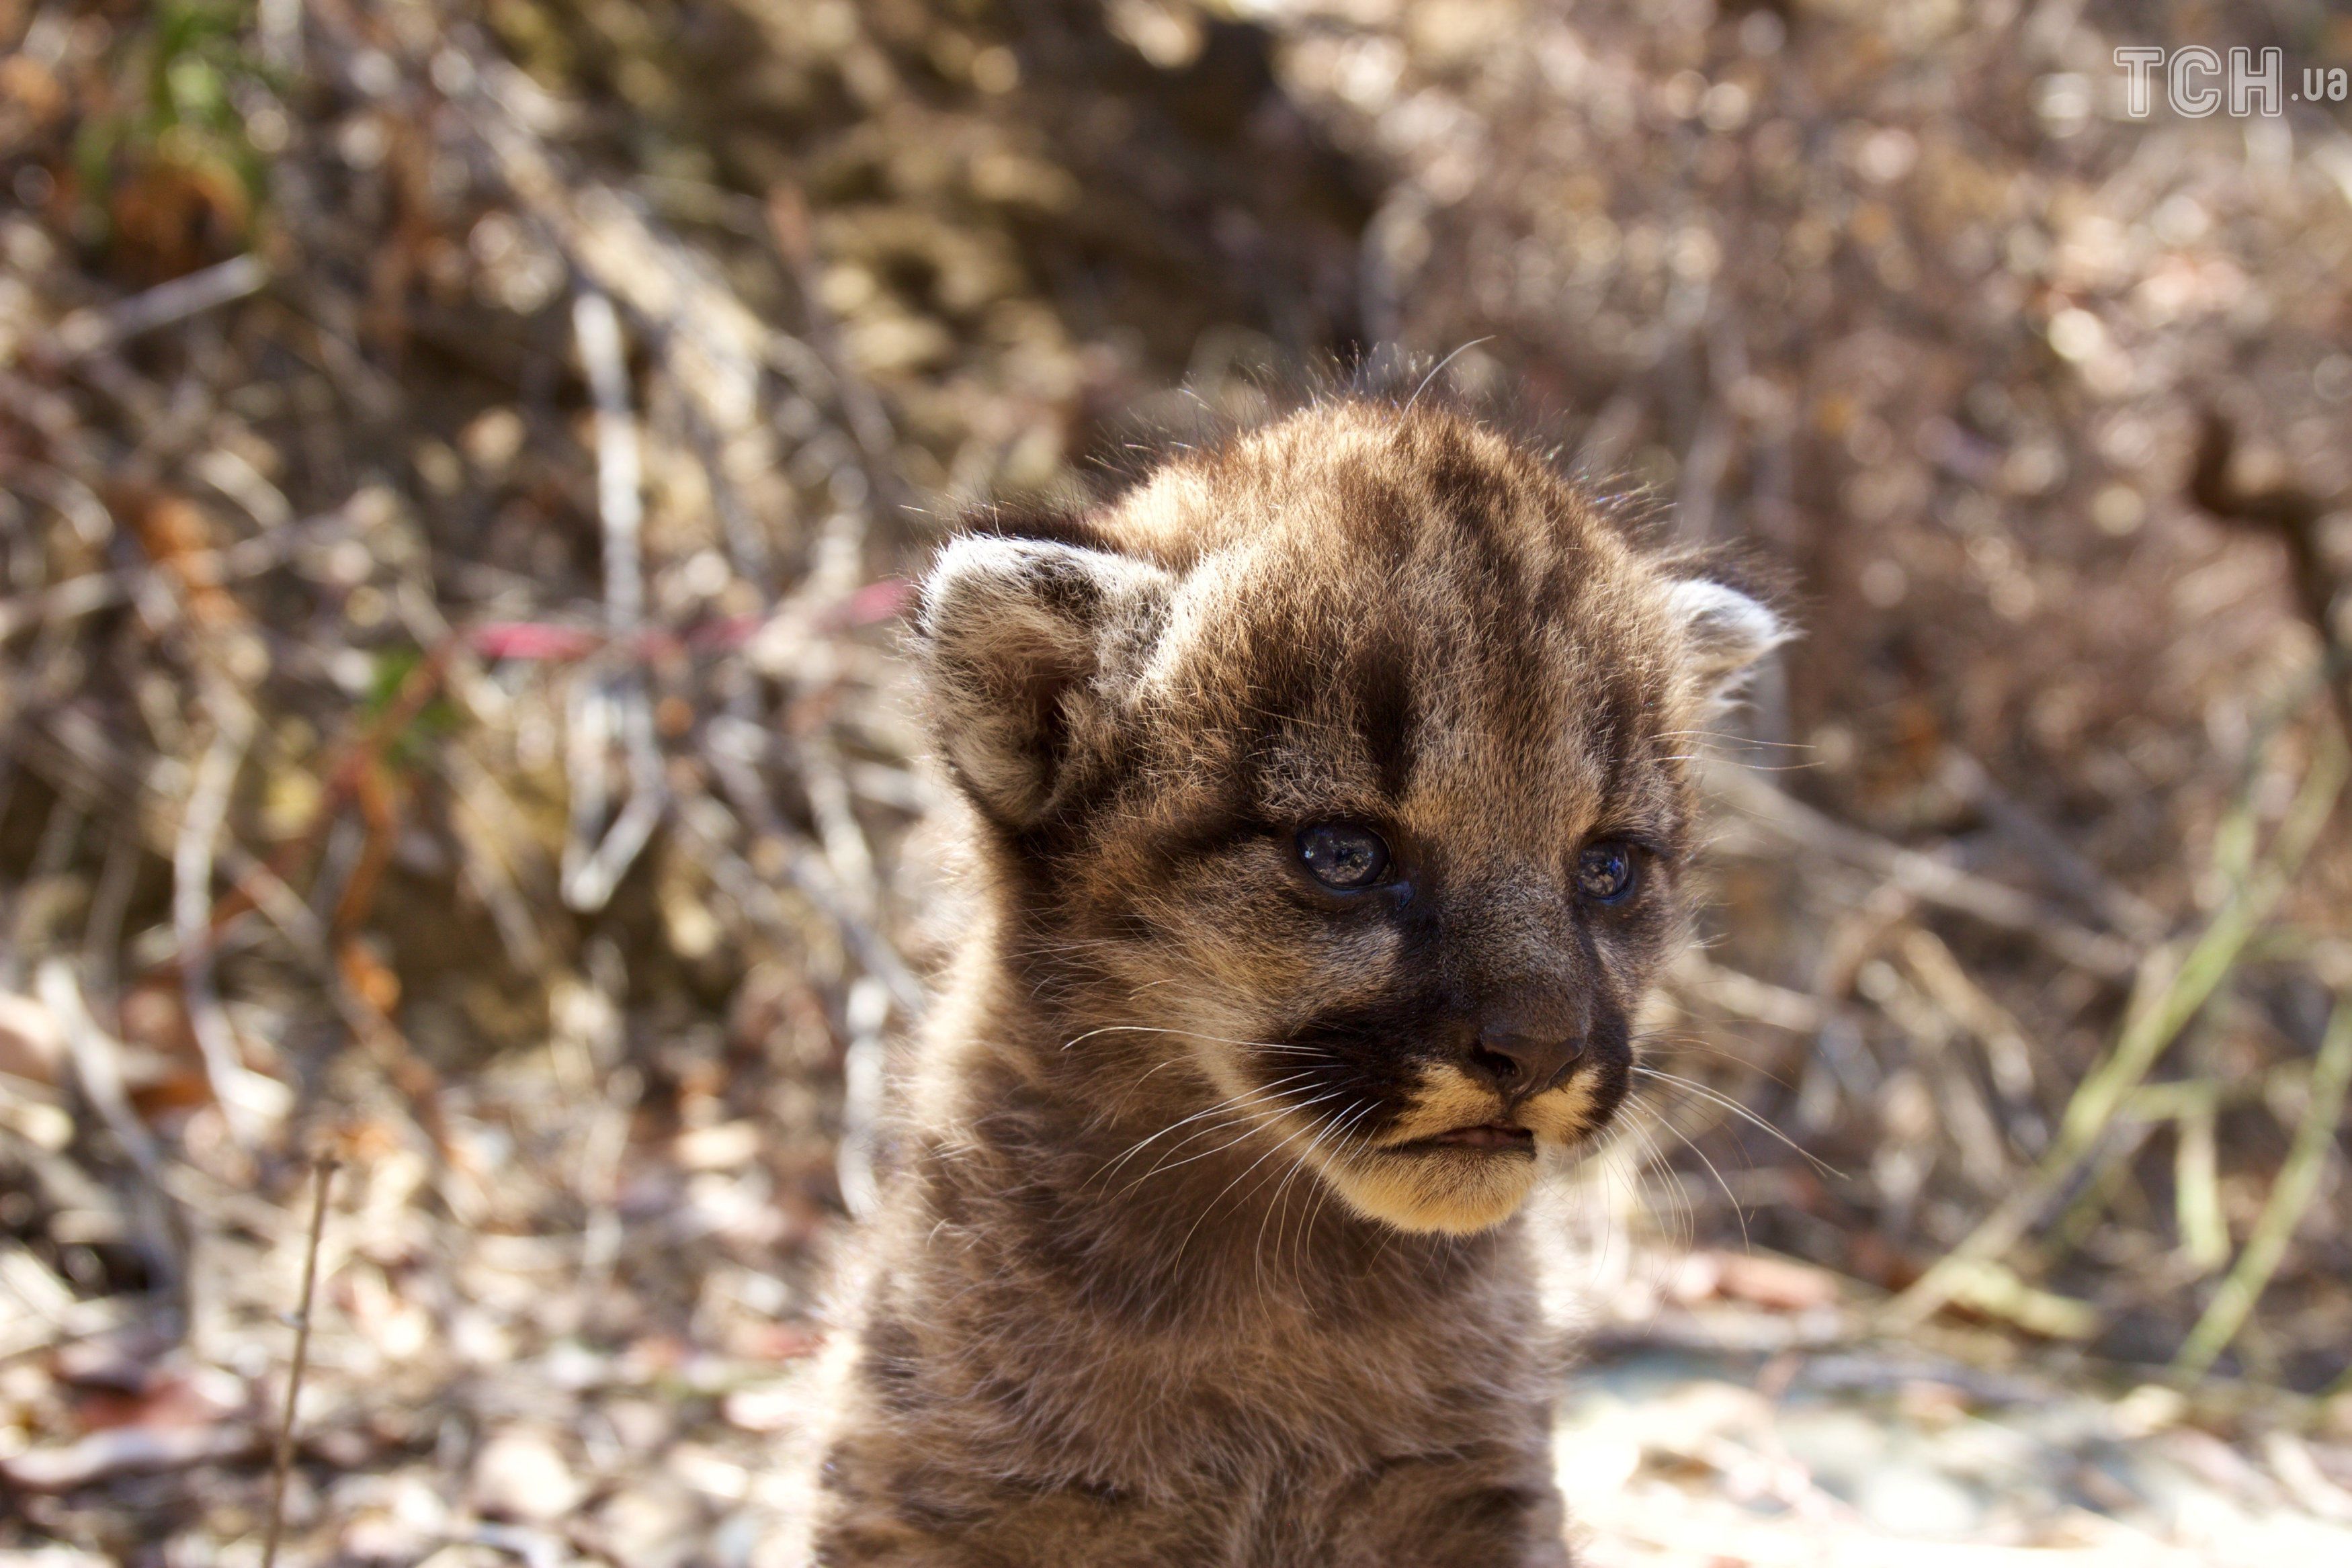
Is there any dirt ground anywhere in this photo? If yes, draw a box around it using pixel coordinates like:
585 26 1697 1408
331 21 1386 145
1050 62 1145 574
5 1 2352 1563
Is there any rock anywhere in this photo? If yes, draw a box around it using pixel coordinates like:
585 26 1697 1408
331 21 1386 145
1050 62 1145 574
0 1550 114 1568
721 1378 804 1434
1853 1464 1986 1537
674 1121 763 1172
472 1427 588 1522
594 1482 702 1568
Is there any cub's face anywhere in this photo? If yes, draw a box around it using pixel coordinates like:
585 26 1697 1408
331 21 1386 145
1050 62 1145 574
919 404 1783 1234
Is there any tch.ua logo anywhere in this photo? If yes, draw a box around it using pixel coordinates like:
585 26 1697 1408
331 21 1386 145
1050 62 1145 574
2114 47 2349 118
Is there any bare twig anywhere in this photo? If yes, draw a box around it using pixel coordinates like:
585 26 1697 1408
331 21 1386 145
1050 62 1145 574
672 780 922 1014
575 290 644 637
1922 1256 2100 1341
0 502 355 642
577 1065 642 1295
1888 737 2346 1327
2191 411 2352 736
2172 1086 2230 1275
836 976 892 1219
196 627 460 943
1704 763 2141 979
173 693 286 1136
560 290 666 912
559 674 667 914
1871 963 2015 1190
0 1246 82 1360
794 734 880 918
1896 926 2046 1149
1 1421 259 1493
429 34 778 475
261 1156 337 1568
34 960 182 1296
2173 999 2352 1381
767 183 901 509
1670 953 1826 1035
33 961 160 1179
1938 748 2167 942
51 255 269 361
435 744 553 974
2058 743 2340 1156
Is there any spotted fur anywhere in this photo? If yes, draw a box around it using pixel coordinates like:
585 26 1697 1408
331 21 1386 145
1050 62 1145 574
809 400 1786 1565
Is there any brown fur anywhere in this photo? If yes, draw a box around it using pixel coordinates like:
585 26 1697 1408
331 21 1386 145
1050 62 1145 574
809 400 1785 1565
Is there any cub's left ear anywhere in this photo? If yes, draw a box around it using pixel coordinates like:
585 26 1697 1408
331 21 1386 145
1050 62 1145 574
1663 576 1790 703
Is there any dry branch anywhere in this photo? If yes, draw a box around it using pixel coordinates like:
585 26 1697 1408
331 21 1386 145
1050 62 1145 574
1888 738 2346 1329
50 255 270 361
2191 412 2352 736
1704 763 2141 979
558 290 665 914
260 1156 336 1568
2173 1000 2352 1381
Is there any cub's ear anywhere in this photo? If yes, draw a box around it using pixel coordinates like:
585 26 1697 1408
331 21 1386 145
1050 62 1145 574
916 531 1176 829
1663 574 1789 705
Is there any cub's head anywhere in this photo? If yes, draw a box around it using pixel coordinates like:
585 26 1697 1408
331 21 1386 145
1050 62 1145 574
917 402 1785 1235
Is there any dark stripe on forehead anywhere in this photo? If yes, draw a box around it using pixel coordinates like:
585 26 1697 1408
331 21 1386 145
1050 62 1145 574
1411 435 1605 773
1349 625 1419 802
1457 589 1565 783
1592 673 1644 803
1598 658 1695 840
1231 610 1320 769
1416 421 1515 529
1333 446 1417 566
1415 424 1574 604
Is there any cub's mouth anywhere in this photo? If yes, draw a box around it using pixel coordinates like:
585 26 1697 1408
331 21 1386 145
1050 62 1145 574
1393 1121 1536 1154
1295 1055 1627 1232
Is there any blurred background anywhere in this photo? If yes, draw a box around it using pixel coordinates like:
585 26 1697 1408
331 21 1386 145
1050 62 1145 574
5 1 2352 1563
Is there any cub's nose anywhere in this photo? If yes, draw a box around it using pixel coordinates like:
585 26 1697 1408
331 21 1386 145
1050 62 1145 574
1465 1025 1585 1100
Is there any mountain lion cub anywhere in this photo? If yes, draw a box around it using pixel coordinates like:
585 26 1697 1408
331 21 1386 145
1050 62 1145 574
810 399 1786 1565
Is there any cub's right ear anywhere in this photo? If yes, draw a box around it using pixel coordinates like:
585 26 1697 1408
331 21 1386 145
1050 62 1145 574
916 532 1176 830
1662 573 1790 711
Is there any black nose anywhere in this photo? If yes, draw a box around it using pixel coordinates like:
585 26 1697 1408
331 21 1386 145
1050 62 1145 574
1465 1025 1585 1100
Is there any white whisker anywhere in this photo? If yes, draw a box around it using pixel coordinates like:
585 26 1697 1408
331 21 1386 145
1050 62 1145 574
1087 1071 1322 1188
1630 1065 1841 1176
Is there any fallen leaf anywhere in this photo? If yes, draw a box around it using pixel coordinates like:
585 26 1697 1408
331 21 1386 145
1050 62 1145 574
1712 1251 1845 1313
0 993 63 1084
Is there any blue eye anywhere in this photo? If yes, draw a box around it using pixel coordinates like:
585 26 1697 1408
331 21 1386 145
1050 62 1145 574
1298 823 1392 890
1576 841 1638 903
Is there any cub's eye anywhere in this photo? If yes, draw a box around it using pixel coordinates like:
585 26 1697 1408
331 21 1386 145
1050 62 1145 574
1297 822 1392 890
1575 840 1639 904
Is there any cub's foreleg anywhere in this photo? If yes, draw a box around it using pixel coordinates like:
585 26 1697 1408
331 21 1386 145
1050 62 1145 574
1324 1447 1572 1568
